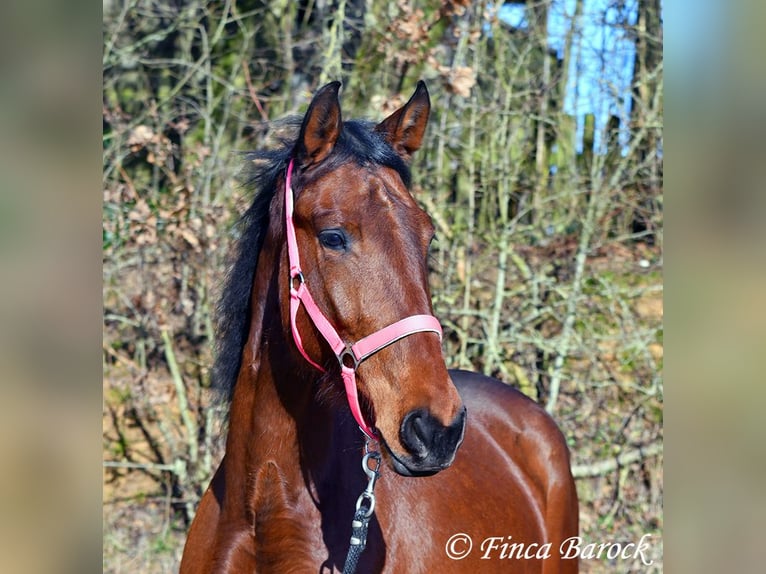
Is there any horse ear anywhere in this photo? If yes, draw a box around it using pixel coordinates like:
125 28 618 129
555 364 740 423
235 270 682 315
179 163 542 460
294 81 343 169
375 80 431 162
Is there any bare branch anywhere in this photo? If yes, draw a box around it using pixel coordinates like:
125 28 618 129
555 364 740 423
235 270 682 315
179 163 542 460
572 442 663 479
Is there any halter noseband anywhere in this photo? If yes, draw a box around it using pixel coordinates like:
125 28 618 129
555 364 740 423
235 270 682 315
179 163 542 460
284 159 442 440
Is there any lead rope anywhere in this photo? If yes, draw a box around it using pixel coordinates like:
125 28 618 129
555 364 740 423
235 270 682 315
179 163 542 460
342 438 382 574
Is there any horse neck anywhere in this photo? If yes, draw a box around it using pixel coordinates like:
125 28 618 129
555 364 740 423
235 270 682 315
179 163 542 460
224 211 360 512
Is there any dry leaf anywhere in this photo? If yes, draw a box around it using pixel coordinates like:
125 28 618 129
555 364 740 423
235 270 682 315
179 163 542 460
180 228 200 250
127 125 154 151
445 66 476 98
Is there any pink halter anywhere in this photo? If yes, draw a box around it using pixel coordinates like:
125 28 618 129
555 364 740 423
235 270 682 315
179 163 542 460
284 159 442 440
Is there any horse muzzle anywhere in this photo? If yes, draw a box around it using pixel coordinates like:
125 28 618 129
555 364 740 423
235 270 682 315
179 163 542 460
386 406 467 477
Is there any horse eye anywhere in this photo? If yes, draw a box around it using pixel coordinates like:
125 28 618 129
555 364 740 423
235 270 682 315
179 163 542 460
318 229 348 251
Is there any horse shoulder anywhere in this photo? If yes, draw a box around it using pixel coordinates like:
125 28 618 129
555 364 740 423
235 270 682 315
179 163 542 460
451 369 579 568
451 369 573 482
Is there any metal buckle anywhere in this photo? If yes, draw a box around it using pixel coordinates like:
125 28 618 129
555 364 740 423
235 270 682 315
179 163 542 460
290 271 305 293
338 345 360 370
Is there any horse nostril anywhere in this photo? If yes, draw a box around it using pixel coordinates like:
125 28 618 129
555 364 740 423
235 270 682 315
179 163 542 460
399 408 466 460
397 407 467 474
413 413 432 442
400 409 431 459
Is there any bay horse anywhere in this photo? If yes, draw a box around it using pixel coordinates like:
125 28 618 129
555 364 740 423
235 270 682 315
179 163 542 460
180 81 578 573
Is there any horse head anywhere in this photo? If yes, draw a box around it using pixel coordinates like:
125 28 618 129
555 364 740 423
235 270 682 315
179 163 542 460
282 81 466 476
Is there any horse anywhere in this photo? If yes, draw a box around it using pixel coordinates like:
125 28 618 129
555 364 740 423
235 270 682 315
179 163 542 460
179 81 578 573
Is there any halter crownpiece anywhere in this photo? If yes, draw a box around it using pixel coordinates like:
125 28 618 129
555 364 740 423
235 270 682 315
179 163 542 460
284 159 443 440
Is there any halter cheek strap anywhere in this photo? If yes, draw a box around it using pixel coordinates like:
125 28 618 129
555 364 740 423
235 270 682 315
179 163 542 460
284 159 442 440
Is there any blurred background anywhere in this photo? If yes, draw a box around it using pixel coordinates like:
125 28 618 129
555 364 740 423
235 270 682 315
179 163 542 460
101 1 663 571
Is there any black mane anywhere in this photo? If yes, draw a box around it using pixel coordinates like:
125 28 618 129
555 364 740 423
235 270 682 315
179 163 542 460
213 117 412 404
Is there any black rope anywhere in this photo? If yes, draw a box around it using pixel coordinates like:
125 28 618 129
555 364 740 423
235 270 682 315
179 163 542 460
342 504 372 574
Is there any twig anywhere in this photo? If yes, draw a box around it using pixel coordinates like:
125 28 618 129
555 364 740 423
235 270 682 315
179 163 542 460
545 181 597 414
319 0 346 85
571 441 663 479
161 328 199 465
103 460 176 472
242 60 269 122
103 0 135 66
